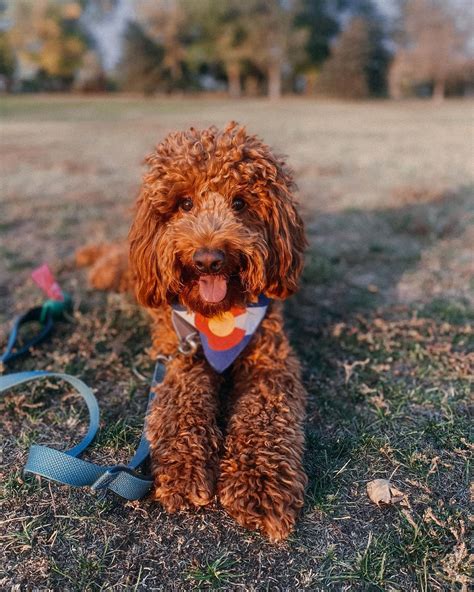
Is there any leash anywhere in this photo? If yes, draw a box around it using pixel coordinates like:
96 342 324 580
0 272 165 501
0 366 162 500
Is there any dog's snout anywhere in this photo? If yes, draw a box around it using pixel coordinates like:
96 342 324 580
193 248 225 274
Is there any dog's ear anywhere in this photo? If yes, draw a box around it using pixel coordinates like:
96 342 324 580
264 166 307 300
128 190 164 308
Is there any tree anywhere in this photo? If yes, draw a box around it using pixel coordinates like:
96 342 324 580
295 0 342 92
185 0 252 98
351 0 391 96
0 32 15 91
74 49 108 92
121 22 165 94
297 0 341 66
135 0 188 89
163 0 306 99
245 0 308 99
126 0 307 99
10 0 87 89
317 17 373 99
390 0 468 100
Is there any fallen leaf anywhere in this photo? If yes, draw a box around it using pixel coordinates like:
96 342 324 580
427 456 440 476
371 363 391 373
406 478 432 494
331 322 346 338
441 519 470 591
424 507 445 528
340 358 370 384
366 479 406 506
359 383 377 395
369 394 390 412
401 507 418 531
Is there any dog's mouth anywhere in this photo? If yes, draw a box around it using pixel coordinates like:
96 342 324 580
198 274 228 303
177 263 246 316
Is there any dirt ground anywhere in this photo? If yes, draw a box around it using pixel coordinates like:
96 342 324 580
1 96 473 591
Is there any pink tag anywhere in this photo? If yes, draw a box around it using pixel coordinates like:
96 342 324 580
31 264 64 301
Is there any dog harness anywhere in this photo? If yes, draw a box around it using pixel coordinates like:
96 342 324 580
172 295 271 372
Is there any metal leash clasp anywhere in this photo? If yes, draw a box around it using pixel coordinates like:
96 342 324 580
178 332 199 356
155 354 172 365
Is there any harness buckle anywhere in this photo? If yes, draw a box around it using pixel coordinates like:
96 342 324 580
178 332 199 356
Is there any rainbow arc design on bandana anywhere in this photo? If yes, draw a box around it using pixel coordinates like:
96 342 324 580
172 295 270 373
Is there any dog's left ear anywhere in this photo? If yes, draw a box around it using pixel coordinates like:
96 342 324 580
264 167 307 300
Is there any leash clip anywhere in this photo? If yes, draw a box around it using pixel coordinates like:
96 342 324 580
178 332 199 356
155 354 172 364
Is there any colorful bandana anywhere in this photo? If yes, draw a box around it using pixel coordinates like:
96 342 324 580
172 295 271 373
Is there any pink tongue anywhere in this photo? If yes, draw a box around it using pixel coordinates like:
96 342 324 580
198 275 228 303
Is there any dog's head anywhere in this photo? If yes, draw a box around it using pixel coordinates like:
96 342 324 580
129 122 306 317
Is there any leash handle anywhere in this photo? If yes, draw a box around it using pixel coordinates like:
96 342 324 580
0 371 99 456
1 295 164 501
0 363 164 501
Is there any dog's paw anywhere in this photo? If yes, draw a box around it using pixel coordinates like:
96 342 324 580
218 457 306 542
151 459 217 513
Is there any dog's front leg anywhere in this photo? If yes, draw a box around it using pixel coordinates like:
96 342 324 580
147 356 222 512
218 310 307 541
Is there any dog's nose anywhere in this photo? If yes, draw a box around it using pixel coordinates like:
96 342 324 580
193 248 225 274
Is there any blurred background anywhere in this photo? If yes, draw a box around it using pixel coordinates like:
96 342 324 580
1 3 473 589
0 0 472 312
0 0 473 99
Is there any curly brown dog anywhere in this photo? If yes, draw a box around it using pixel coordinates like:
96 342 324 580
76 122 307 541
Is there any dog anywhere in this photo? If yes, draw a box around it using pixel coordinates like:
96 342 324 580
76 122 307 541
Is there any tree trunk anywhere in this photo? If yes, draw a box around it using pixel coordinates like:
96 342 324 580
227 62 241 99
268 61 282 100
303 70 318 96
433 76 446 102
245 76 259 97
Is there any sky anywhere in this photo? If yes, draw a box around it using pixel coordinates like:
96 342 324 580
374 0 398 17
82 0 135 71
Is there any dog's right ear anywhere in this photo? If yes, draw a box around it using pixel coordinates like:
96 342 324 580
128 191 164 308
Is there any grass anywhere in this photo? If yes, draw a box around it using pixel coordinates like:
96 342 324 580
0 96 473 590
421 298 474 325
187 554 241 589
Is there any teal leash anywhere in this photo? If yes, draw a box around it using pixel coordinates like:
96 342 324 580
0 299 161 501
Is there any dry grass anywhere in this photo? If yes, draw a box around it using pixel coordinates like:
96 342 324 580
0 96 473 590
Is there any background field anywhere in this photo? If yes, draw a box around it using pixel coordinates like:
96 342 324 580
1 96 473 591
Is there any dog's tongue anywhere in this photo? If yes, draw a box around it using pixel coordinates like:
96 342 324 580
199 275 228 303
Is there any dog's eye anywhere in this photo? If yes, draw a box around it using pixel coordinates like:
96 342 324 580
179 197 193 212
232 197 246 211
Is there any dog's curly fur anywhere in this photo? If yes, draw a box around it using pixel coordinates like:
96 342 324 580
76 122 308 541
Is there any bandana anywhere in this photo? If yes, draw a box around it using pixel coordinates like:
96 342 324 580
172 295 270 373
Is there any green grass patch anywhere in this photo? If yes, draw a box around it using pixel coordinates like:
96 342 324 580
420 298 474 325
187 554 241 589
